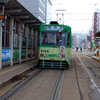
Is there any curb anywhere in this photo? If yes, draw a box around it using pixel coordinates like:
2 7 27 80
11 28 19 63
91 56 100 63
0 63 37 89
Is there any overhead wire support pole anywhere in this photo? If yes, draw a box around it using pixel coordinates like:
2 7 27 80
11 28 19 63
0 5 4 69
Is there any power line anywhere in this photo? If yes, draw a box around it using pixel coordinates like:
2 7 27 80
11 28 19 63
44 18 98 20
30 12 95 14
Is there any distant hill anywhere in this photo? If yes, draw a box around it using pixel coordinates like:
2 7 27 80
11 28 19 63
72 33 89 40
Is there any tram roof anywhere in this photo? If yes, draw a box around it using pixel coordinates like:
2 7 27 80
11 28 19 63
0 0 42 28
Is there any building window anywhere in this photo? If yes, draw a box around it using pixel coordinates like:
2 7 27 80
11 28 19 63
13 34 19 48
28 27 31 37
14 20 19 34
2 16 10 47
13 20 20 48
22 25 27 36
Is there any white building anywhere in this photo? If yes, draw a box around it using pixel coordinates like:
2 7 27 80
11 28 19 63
95 9 100 32
76 36 80 47
72 35 76 47
46 0 52 24
17 0 52 24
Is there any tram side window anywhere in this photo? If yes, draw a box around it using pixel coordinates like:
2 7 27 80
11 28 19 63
67 32 70 46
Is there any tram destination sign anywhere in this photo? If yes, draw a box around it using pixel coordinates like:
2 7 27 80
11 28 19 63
44 26 64 31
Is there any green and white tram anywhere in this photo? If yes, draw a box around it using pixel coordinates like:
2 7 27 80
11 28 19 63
38 21 72 69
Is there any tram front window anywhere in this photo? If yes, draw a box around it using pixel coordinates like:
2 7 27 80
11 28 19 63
41 32 66 46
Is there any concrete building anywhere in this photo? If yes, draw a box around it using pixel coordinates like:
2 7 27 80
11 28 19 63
17 0 52 24
76 36 80 48
0 0 52 69
72 35 76 48
46 0 52 24
92 9 100 49
17 0 45 23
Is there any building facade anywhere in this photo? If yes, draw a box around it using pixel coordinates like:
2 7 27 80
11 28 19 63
46 0 52 24
72 35 76 48
0 0 52 69
76 36 80 48
18 0 52 24
92 9 100 50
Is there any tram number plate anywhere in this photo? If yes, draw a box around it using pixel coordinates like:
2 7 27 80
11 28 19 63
60 46 65 54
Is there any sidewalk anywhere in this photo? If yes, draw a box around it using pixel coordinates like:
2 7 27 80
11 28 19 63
0 59 38 88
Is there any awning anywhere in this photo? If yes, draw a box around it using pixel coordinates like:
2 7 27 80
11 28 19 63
0 0 42 28
95 31 100 37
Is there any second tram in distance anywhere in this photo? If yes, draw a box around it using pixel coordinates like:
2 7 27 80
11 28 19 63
38 21 72 69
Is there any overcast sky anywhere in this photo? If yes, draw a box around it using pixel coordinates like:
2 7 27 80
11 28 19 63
52 0 100 34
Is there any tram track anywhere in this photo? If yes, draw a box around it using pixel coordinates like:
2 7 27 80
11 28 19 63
0 69 65 100
0 69 43 100
50 53 85 100
82 52 100 69
82 53 100 85
50 70 64 100
73 53 83 100
77 53 100 92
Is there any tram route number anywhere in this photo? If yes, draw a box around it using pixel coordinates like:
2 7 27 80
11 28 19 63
60 46 65 54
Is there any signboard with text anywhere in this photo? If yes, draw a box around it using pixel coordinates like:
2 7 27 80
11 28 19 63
13 49 19 59
2 49 11 61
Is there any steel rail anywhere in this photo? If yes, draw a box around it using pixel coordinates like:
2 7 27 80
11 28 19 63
77 53 100 92
50 70 64 100
0 69 43 100
74 54 83 100
81 53 100 87
82 52 100 66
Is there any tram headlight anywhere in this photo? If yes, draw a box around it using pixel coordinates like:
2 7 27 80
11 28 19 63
43 54 47 57
62 55 65 57
58 54 62 58
58 54 65 58
40 54 44 57
40 54 47 57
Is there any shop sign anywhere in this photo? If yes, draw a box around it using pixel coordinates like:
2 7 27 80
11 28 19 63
2 49 11 61
13 49 19 59
0 15 4 19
